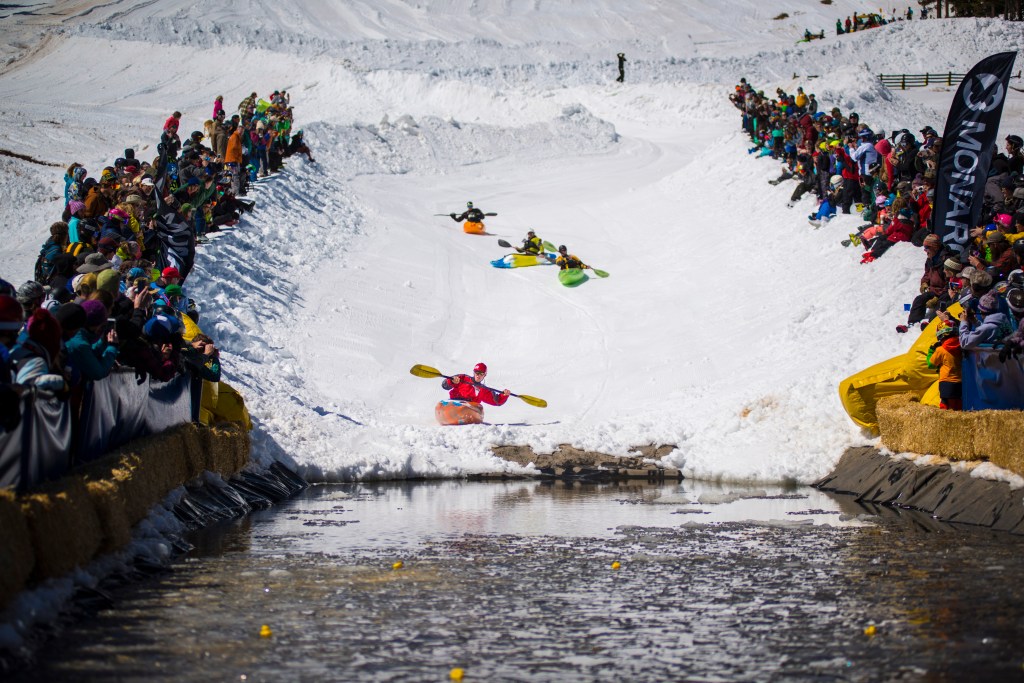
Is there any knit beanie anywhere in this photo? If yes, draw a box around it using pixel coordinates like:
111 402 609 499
96 269 121 294
80 299 107 328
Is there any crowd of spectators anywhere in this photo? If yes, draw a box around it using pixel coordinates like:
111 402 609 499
732 79 1024 411
0 89 313 435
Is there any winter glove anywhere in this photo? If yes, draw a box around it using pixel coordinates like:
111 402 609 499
450 213 457 219
925 296 939 310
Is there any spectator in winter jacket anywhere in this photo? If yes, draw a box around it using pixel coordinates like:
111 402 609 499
64 164 86 208
850 130 879 177
862 208 915 262
64 299 119 382
969 231 1018 280
213 95 224 120
926 324 962 410
84 179 115 219
442 362 509 405
959 291 1012 350
900 234 949 331
164 111 182 133
1006 134 1024 175
10 308 65 391
832 142 859 213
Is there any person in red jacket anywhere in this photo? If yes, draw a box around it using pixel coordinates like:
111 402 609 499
862 208 915 262
442 362 510 405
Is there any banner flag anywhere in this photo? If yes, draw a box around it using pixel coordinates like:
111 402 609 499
932 52 1017 254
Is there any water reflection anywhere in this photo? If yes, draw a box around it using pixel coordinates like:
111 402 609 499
10 480 1024 682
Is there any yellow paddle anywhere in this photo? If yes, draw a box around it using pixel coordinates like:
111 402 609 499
410 364 547 408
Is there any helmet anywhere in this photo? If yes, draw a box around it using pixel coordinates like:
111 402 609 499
935 325 957 342
466 201 474 209
818 141 828 151
1007 269 1024 288
473 362 487 374
527 229 535 235
558 245 567 253
829 175 843 188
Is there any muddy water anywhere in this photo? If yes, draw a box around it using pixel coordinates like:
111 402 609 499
12 479 1024 682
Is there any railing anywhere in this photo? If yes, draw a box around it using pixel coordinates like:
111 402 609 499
879 73 966 89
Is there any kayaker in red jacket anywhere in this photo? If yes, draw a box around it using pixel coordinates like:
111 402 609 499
442 362 510 405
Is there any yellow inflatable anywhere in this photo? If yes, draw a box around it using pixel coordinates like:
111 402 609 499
179 314 253 430
201 380 253 430
838 303 959 431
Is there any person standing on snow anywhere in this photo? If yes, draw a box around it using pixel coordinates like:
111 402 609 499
616 53 626 83
450 201 485 223
442 362 510 405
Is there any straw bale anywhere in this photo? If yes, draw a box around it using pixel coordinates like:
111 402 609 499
207 422 249 475
0 489 34 609
973 410 1024 473
179 422 209 479
80 476 132 552
877 393 1024 477
21 477 102 580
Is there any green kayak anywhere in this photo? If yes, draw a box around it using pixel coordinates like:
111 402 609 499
558 268 589 287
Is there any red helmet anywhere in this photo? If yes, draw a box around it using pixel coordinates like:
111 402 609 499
473 362 487 374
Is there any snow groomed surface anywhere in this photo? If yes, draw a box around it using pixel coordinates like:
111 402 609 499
0 2 1021 485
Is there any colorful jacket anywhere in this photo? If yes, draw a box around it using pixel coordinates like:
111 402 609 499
927 337 962 383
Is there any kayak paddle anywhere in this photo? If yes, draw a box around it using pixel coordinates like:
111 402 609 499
409 364 547 408
497 239 513 248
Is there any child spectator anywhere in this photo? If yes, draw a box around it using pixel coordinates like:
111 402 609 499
927 324 962 410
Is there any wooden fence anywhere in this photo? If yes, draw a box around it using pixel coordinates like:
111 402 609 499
878 73 966 89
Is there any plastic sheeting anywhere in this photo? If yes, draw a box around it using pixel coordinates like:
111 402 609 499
0 370 193 491
963 347 1024 411
76 370 193 463
0 391 72 491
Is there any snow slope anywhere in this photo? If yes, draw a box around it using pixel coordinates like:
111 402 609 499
0 1 1022 484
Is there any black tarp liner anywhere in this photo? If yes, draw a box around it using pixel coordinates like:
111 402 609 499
76 370 192 463
0 370 192 491
0 391 72 492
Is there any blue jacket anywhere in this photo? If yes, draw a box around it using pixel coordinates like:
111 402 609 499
65 328 118 381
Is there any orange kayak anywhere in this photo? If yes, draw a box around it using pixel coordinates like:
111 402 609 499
435 400 484 425
463 221 485 234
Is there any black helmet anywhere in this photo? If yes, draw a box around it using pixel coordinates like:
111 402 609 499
466 201 473 209
190 131 203 140
558 245 567 253
1013 238 1024 260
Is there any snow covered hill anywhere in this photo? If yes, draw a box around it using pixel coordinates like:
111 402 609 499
0 1 1021 483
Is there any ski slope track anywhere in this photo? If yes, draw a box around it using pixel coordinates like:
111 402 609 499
0 1 1022 484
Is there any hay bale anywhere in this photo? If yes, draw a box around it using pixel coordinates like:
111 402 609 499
179 423 208 480
974 410 1024 473
0 489 35 609
207 423 249 475
80 476 132 553
21 477 102 580
877 393 1024 478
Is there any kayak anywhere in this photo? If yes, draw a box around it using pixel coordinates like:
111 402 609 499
490 252 556 268
558 268 589 287
464 221 486 234
435 399 484 425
